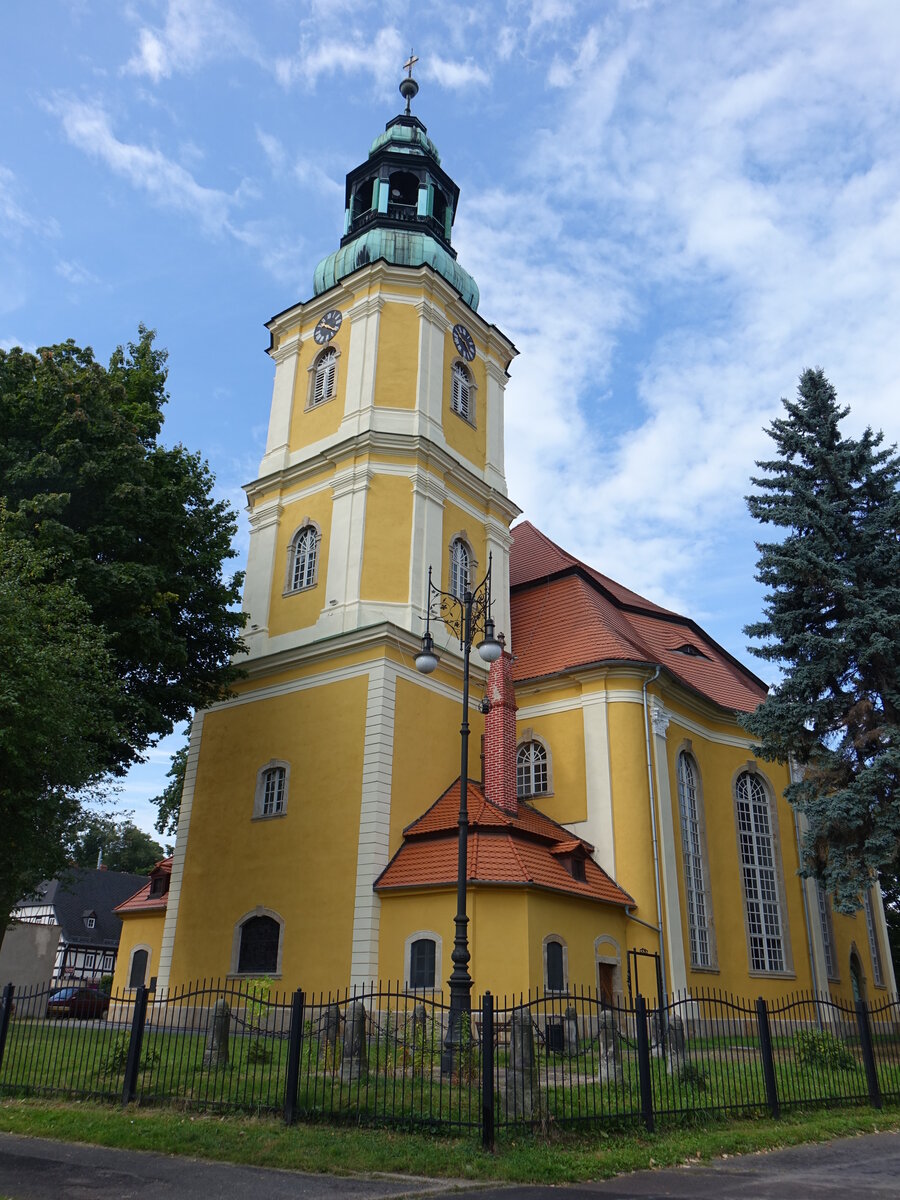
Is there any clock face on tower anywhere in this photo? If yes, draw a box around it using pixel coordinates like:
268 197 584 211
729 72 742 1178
314 309 343 344
452 323 476 362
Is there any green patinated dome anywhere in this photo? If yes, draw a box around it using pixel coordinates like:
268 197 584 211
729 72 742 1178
369 123 441 164
314 228 479 311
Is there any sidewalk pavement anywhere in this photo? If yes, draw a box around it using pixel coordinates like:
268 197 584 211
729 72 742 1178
1 1129 899 1199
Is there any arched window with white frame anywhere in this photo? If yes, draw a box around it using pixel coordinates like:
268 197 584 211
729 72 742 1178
543 935 567 993
676 751 713 968
449 538 471 600
517 739 549 799
288 524 319 592
450 362 473 422
232 908 284 976
310 347 337 407
734 770 786 973
253 759 289 819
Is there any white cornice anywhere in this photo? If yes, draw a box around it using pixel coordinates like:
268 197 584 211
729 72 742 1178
266 284 355 343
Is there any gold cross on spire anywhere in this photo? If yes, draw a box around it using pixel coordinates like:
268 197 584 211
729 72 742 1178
403 49 418 78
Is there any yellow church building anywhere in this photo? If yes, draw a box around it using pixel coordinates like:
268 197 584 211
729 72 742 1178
112 77 895 1010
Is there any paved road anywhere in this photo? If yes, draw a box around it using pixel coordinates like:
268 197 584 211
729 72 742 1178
1 1130 898 1198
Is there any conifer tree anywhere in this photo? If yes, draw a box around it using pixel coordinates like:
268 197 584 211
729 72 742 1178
742 368 900 912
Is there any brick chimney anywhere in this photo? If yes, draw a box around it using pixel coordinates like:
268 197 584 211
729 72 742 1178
483 639 518 814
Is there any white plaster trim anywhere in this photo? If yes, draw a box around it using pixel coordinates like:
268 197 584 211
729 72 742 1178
652 724 688 995
568 693 616 876
871 880 898 995
350 661 397 987
404 930 443 991
156 713 205 989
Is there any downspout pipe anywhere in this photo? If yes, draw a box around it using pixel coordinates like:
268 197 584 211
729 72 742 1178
642 665 668 1012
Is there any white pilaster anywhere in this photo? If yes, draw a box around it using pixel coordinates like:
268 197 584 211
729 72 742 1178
650 702 688 995
414 298 448 443
157 713 205 990
484 358 509 495
872 879 899 995
484 516 513 650
569 693 616 876
320 462 372 633
259 334 301 477
409 467 448 631
339 294 383 439
241 497 282 655
350 661 397 986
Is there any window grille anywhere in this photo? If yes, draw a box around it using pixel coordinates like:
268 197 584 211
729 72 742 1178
262 767 286 816
237 915 280 975
449 539 470 599
735 772 784 972
312 348 337 406
451 362 471 420
817 885 837 979
677 753 711 967
864 888 885 986
409 938 436 989
516 741 549 798
291 526 319 591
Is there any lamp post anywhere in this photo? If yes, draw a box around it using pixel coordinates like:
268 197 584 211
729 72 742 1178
415 553 502 1070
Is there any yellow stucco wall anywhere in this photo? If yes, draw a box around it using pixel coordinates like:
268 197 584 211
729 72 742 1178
373 302 418 408
167 671 369 992
360 473 413 603
111 911 165 993
267 490 334 638
289 332 349 450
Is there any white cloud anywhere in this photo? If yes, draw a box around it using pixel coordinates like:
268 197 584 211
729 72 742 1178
0 166 60 241
48 96 234 234
274 26 404 91
256 128 286 174
124 0 255 80
56 259 100 286
293 157 343 201
427 56 490 90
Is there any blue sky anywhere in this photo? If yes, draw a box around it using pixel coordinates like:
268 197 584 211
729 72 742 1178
4 1 900 839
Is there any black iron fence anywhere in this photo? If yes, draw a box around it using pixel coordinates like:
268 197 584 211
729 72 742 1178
1 980 898 1146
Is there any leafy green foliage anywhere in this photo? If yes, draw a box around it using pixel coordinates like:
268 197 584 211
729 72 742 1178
0 511 127 921
742 368 900 910
71 812 165 874
101 1035 161 1076
151 739 188 837
0 330 246 779
793 1028 856 1072
677 1062 707 1090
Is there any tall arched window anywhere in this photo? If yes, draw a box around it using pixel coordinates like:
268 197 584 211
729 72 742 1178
449 538 470 599
544 936 566 992
735 771 785 972
517 740 549 798
677 752 712 968
289 525 319 591
311 348 337 406
128 947 149 989
863 889 885 987
236 914 281 975
451 362 472 421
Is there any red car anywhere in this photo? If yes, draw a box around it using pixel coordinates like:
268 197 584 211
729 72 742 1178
46 986 110 1020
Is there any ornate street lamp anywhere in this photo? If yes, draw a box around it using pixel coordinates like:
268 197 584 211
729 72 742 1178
415 553 502 1070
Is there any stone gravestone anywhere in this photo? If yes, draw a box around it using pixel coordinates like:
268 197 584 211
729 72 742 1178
410 1001 428 1070
564 1004 579 1056
342 1000 368 1082
503 1005 539 1121
666 1014 687 1075
322 1002 341 1049
597 1009 623 1084
202 998 230 1069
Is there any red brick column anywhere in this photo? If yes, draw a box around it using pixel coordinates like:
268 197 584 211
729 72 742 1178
484 649 518 814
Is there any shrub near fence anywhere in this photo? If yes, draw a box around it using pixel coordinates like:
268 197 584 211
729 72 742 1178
0 980 898 1148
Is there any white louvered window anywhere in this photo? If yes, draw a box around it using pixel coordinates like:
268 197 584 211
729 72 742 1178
817 885 837 979
449 538 470 599
312 349 337 406
864 888 885 987
261 766 286 816
451 362 472 421
517 741 548 798
677 753 711 968
735 772 785 972
291 526 319 591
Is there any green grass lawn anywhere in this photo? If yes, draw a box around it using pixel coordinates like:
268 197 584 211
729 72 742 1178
0 1097 899 1184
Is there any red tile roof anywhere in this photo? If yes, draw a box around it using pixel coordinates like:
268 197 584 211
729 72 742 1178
375 780 633 908
114 858 172 914
509 521 767 713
